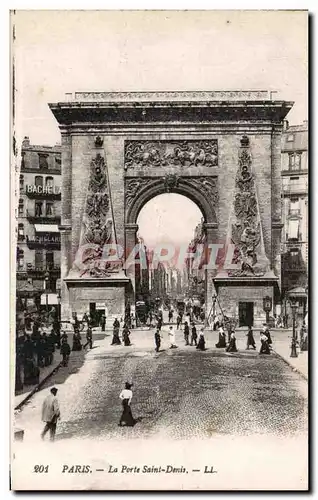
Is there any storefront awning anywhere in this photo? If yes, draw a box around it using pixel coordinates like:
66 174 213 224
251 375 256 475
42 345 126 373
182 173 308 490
34 224 59 233
40 293 58 305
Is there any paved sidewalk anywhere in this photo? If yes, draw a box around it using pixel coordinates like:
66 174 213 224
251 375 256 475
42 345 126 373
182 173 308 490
14 332 98 410
271 331 308 380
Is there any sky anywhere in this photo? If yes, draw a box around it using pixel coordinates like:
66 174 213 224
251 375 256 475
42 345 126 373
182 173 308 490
137 194 202 248
12 10 308 246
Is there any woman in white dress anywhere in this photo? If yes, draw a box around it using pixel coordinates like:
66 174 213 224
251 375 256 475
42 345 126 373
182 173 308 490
119 382 136 427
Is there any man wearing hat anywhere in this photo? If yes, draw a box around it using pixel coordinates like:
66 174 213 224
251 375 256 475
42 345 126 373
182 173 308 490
41 387 60 441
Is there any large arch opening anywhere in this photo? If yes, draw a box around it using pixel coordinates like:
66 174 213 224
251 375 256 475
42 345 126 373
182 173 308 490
134 193 207 324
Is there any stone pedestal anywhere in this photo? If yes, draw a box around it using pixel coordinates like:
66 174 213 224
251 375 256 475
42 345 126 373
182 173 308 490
65 275 130 320
214 278 276 328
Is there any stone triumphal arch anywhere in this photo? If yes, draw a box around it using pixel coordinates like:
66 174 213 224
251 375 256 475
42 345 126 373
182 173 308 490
49 91 292 327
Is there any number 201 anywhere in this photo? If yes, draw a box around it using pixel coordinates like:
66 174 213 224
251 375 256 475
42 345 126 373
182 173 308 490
33 465 49 473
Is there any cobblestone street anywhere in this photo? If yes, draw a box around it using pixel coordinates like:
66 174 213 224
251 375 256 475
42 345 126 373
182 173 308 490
15 328 307 441
13 329 308 490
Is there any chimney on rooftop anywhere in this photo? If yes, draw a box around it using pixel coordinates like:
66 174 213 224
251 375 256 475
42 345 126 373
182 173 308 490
22 136 30 147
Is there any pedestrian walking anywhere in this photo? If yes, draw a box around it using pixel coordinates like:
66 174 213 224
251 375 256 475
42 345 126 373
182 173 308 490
196 329 206 351
168 308 173 323
60 337 71 366
184 321 190 346
41 387 60 441
122 325 131 346
118 382 136 427
37 333 45 367
259 332 271 355
226 330 238 352
176 313 182 330
100 313 106 332
148 310 153 327
215 324 226 348
246 325 256 350
23 334 39 385
82 312 89 326
157 316 163 331
72 312 80 332
61 331 68 343
168 326 178 349
47 331 55 365
154 329 161 352
191 323 198 346
111 318 121 345
72 331 82 351
86 326 93 349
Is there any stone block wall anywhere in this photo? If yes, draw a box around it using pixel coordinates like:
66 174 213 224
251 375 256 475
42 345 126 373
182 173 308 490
69 285 125 318
217 284 273 328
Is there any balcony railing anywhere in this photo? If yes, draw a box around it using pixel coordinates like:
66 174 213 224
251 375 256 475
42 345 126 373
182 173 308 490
26 209 61 223
288 209 301 216
282 184 308 195
282 167 308 176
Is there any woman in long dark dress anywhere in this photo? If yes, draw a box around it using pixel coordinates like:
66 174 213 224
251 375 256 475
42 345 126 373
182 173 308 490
111 318 121 345
259 332 271 354
196 330 206 351
122 325 131 346
226 331 238 352
72 331 82 351
246 325 256 350
215 325 226 348
119 382 136 427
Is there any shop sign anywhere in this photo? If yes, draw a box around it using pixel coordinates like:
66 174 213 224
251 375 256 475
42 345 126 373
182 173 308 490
26 185 61 195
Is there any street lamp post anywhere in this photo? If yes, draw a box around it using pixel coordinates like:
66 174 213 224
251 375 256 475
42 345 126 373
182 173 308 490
44 270 50 322
57 289 61 324
290 299 298 358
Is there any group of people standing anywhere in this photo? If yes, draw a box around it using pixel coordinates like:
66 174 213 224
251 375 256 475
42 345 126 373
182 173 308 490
215 323 273 354
16 321 63 386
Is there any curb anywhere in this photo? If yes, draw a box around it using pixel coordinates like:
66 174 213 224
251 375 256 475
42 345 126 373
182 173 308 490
14 341 89 412
273 349 308 381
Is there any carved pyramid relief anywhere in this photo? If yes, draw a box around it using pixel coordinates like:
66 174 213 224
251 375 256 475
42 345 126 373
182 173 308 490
225 136 271 278
70 153 121 278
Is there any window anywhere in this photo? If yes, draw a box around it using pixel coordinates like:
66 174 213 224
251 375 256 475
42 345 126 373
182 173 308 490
287 134 294 142
289 198 300 216
288 153 302 171
55 156 61 169
295 153 301 169
18 198 24 216
288 219 299 240
18 223 24 241
46 251 54 269
17 248 24 269
35 201 43 217
288 153 295 169
34 249 43 269
21 152 25 169
45 176 54 188
38 154 48 170
19 174 24 191
46 202 53 216
35 175 43 187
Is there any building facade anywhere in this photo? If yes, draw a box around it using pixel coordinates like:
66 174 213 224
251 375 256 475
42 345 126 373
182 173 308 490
281 120 308 324
16 137 62 322
49 90 292 328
